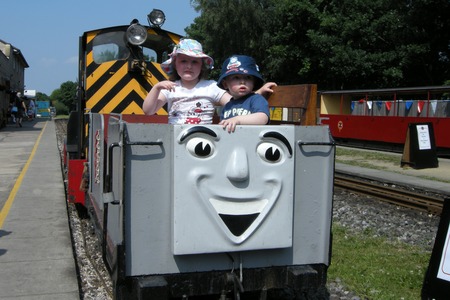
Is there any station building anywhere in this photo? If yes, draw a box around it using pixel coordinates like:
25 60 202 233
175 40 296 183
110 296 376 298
0 39 29 127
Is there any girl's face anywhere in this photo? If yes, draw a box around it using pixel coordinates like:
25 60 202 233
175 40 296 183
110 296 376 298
174 54 203 84
222 74 255 98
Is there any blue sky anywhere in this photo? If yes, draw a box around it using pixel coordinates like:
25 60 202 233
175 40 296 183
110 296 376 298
0 0 199 95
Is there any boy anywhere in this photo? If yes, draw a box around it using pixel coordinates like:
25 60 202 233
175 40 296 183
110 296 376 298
217 55 270 132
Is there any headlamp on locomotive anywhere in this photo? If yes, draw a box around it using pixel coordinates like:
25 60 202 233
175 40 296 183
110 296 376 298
147 9 166 27
65 9 181 161
126 20 148 46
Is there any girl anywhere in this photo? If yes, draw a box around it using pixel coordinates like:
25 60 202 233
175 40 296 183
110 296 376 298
142 39 275 124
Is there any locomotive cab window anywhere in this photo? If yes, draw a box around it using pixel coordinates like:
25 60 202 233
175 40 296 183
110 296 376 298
92 30 174 64
92 32 129 64
142 48 157 62
142 34 174 63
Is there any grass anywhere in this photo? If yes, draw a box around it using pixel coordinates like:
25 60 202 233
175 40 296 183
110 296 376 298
336 147 400 166
328 225 431 300
330 147 439 299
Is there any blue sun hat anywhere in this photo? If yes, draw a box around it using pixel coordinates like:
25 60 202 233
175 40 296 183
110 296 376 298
217 55 264 90
161 39 214 74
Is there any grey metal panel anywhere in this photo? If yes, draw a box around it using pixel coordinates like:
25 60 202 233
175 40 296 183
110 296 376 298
123 123 174 275
115 122 334 276
106 115 124 252
293 126 335 265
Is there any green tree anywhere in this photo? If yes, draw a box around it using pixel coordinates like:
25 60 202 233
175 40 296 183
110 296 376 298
261 0 322 85
187 0 450 90
306 0 412 89
187 0 274 79
50 81 77 112
36 92 50 102
401 0 450 86
305 0 450 89
48 81 78 115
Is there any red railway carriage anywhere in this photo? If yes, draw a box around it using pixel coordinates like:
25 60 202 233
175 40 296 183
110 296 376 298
319 86 450 156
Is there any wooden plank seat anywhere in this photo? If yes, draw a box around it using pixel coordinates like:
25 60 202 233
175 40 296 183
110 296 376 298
267 84 318 125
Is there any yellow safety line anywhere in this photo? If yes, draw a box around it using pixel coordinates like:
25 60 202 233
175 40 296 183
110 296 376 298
0 121 48 229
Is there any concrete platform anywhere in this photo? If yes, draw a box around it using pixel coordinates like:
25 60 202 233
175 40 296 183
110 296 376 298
335 148 450 197
0 119 79 299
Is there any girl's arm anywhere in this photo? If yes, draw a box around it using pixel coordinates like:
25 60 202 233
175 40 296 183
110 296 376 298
218 92 232 106
142 81 174 115
256 82 277 98
217 82 277 107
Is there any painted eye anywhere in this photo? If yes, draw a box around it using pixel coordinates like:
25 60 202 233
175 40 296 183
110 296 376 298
257 142 283 163
186 137 215 158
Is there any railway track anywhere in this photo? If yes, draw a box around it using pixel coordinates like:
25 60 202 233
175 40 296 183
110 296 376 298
334 171 444 215
55 119 113 299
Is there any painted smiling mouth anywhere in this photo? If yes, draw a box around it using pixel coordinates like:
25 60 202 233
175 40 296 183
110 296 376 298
209 198 268 236
219 213 258 236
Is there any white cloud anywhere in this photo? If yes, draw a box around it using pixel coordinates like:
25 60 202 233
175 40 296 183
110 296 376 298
39 57 58 67
65 56 78 64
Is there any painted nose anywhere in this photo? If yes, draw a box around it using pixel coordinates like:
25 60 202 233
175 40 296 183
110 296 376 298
226 148 249 182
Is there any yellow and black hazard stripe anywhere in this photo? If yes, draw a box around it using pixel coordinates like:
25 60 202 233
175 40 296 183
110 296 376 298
82 27 181 115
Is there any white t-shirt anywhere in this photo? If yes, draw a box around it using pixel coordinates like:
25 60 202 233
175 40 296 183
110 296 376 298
161 79 226 124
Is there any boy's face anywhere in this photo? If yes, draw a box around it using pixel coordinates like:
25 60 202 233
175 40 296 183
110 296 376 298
222 74 255 99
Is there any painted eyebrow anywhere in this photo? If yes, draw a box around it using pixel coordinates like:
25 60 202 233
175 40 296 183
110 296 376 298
262 131 293 156
179 126 218 142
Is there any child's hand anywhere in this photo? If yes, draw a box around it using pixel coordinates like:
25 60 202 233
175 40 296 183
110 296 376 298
219 118 241 133
257 82 277 98
156 80 177 92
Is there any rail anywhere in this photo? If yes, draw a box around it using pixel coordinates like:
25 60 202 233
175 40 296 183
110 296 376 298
334 172 444 215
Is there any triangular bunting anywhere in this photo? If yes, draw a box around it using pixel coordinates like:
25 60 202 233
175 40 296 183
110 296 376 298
405 100 413 110
385 101 392 111
418 100 425 114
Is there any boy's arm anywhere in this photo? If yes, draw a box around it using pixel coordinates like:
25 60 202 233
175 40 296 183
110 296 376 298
219 112 269 133
218 82 276 106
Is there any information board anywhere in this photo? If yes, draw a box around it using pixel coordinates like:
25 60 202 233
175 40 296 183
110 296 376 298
401 122 438 169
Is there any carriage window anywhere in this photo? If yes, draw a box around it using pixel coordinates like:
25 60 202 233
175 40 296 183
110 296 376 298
92 32 130 64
